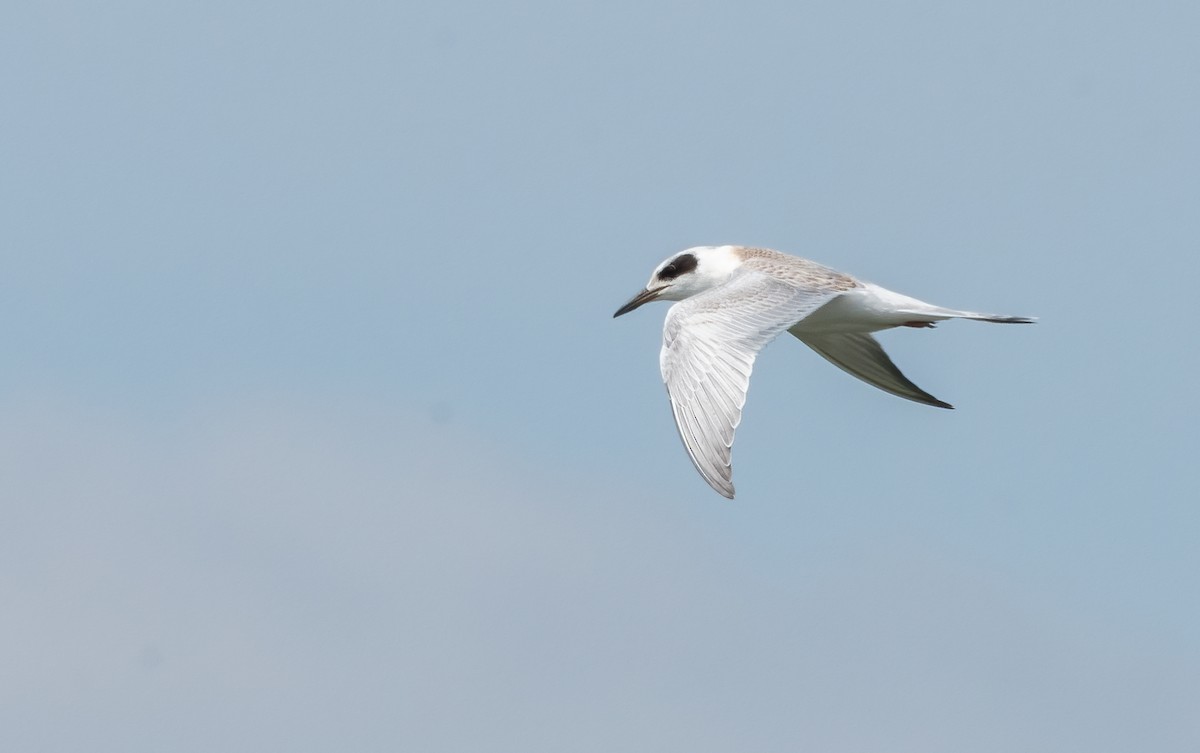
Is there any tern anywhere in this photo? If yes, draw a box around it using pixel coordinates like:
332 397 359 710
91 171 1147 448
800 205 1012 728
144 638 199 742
613 245 1035 498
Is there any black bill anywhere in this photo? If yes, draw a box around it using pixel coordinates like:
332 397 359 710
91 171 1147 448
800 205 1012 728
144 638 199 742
613 286 667 318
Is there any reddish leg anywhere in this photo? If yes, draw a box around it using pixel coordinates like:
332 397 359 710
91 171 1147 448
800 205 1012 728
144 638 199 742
902 321 937 328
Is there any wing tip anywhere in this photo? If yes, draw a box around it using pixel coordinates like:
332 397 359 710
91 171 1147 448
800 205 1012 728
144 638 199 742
700 470 736 499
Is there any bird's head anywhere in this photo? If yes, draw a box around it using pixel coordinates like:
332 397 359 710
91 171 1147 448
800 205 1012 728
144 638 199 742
612 245 744 317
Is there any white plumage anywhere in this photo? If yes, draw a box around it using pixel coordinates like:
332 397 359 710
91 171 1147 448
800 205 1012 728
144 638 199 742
614 245 1035 499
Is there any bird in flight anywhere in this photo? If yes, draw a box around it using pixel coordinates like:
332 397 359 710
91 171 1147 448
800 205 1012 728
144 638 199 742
613 245 1035 498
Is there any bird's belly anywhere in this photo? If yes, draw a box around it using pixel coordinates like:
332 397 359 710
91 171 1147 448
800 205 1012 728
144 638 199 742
790 288 915 334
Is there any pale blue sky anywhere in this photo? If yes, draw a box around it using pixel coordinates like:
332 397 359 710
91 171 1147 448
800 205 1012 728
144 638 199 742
3 2 1199 751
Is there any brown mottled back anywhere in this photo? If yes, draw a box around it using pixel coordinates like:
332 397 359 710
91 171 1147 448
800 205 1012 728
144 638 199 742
733 246 860 292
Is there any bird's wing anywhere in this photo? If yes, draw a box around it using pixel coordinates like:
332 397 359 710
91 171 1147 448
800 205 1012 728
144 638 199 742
791 331 953 409
661 271 840 498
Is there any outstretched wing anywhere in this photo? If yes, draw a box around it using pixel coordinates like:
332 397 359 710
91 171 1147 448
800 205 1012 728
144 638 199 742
791 331 953 409
661 272 840 498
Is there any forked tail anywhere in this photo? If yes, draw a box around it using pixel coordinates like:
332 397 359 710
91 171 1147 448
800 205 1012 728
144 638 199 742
953 312 1037 324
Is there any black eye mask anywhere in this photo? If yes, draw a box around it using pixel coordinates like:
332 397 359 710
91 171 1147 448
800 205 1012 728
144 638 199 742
657 253 698 281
